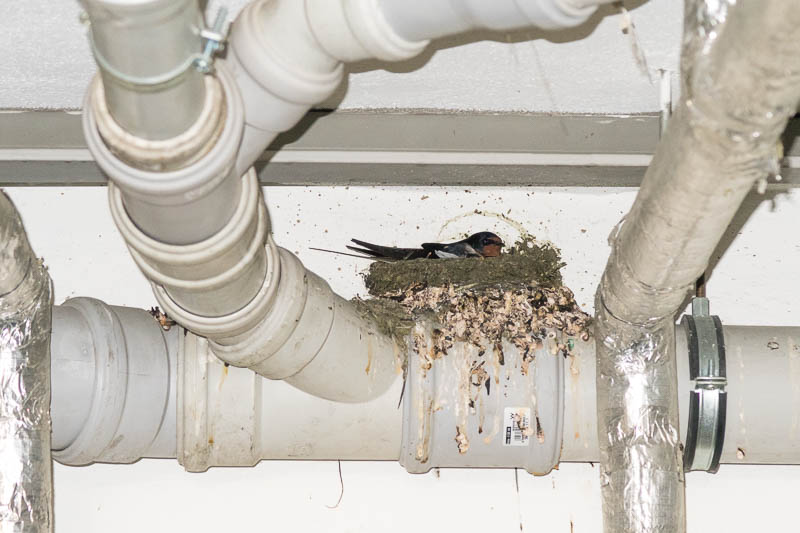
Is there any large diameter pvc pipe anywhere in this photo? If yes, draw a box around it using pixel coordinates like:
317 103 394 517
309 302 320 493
50 298 177 464
79 0 207 141
50 302 800 470
0 191 53 533
595 1 800 532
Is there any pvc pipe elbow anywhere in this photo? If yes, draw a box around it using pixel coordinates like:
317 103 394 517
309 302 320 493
225 0 353 173
209 248 400 403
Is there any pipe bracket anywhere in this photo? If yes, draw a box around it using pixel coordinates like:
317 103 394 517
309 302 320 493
86 6 230 88
681 296 727 473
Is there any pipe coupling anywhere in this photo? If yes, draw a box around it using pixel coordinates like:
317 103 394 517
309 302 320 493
305 0 429 63
92 75 226 172
400 324 565 474
51 297 176 466
110 169 270 318
84 62 245 245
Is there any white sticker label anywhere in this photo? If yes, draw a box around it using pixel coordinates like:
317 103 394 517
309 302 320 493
503 407 531 446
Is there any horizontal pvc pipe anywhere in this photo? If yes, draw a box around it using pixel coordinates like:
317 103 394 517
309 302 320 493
50 303 800 470
80 0 207 140
50 298 177 464
377 0 597 42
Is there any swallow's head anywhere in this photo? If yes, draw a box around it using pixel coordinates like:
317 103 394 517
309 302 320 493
467 232 505 258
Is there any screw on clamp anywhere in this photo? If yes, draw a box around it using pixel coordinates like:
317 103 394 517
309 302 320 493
195 7 230 74
681 296 727 473
84 6 230 88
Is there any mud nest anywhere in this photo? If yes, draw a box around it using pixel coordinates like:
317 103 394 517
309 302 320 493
352 239 592 363
363 238 564 295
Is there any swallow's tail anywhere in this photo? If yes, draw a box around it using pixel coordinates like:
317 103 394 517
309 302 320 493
348 239 430 260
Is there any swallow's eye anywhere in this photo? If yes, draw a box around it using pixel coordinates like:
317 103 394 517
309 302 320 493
482 238 491 246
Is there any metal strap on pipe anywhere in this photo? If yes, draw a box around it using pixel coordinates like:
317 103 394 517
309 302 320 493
85 7 230 89
681 297 726 473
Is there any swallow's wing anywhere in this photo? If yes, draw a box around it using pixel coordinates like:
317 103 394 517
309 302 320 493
424 242 481 258
348 239 432 260
433 250 461 259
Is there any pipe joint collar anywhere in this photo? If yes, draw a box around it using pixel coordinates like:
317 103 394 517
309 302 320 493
92 75 226 172
400 324 564 473
230 0 344 107
148 234 281 340
513 0 596 31
110 169 269 317
210 248 334 379
178 333 260 472
84 62 245 244
306 0 429 63
52 298 172 466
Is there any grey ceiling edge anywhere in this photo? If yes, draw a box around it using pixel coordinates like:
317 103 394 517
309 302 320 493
1 110 799 187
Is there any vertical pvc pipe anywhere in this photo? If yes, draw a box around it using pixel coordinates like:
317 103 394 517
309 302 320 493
80 0 207 140
0 191 53 532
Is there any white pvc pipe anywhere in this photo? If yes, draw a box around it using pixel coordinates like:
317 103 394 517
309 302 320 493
50 298 177 464
84 64 244 245
49 300 800 470
376 0 597 42
79 0 207 140
226 0 607 176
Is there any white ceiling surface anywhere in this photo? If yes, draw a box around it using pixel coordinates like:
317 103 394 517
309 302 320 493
4 0 680 113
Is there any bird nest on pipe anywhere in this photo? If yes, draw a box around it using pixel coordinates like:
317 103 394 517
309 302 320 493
353 237 592 373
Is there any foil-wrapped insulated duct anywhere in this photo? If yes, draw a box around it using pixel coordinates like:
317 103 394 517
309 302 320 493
0 192 53 532
595 0 800 531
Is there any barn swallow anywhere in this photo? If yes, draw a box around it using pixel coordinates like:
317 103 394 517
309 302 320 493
345 232 505 260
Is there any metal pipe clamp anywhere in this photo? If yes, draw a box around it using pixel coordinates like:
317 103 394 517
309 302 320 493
681 296 727 473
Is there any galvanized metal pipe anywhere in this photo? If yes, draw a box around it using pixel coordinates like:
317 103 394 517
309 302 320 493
0 191 53 532
595 1 800 532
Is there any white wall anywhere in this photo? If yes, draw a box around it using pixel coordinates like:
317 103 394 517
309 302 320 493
5 0 798 529
5 0 679 113
6 184 800 533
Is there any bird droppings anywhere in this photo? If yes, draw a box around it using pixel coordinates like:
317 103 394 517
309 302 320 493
767 340 779 350
353 238 591 458
359 238 589 358
455 426 470 454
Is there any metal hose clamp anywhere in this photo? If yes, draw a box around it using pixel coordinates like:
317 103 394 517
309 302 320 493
680 296 727 473
85 7 230 89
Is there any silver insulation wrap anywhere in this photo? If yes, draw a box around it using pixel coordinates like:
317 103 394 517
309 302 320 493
595 304 683 532
0 192 53 532
596 0 800 531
